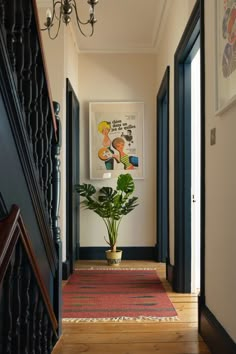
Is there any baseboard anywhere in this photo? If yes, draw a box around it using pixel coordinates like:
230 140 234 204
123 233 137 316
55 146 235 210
166 258 174 286
62 260 70 280
79 247 156 260
76 242 80 259
199 300 236 354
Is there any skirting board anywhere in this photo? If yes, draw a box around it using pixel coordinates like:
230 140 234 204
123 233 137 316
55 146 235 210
62 259 70 280
166 258 174 286
199 299 236 354
79 247 156 260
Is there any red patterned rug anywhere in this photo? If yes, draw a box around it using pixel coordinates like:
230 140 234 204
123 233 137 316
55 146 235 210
62 269 178 322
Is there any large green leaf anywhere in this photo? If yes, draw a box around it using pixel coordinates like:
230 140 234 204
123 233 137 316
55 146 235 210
121 196 139 215
98 187 117 203
117 173 135 194
74 183 96 198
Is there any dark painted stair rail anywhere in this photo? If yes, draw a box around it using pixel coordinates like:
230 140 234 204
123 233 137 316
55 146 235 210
0 205 58 354
0 0 62 338
0 0 58 230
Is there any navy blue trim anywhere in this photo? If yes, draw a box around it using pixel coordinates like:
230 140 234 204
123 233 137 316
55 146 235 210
156 66 170 263
166 258 174 286
79 247 156 260
199 300 236 354
62 259 70 280
174 0 200 293
66 79 80 275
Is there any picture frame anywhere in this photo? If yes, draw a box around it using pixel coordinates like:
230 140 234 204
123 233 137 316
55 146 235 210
89 101 144 180
215 0 236 115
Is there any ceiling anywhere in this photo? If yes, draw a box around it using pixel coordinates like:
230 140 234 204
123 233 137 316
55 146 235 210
37 0 171 53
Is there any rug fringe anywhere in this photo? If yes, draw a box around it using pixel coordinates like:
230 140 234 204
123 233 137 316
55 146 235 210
74 267 159 271
62 316 179 323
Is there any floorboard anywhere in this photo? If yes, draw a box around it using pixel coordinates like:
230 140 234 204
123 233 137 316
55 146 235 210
53 260 211 354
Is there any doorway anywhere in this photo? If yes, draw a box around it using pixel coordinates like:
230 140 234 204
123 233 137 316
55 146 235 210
174 0 204 293
191 49 201 293
156 66 170 264
63 79 80 279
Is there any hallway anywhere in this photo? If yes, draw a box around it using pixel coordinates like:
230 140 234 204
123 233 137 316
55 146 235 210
53 261 211 354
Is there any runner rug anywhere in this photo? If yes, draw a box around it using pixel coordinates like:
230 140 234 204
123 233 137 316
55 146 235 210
62 269 178 322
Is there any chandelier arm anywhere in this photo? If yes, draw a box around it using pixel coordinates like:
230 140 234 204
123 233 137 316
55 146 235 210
71 0 91 25
53 0 64 21
48 1 63 39
48 15 62 40
40 0 62 30
76 19 94 37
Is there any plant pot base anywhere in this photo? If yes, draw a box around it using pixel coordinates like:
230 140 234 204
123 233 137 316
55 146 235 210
105 250 122 266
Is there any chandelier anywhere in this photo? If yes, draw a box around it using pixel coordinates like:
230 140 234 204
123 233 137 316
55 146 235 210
41 0 99 40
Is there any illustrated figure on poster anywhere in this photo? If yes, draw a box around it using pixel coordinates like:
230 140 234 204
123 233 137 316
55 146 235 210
222 1 236 77
112 137 139 170
97 121 118 170
121 129 134 146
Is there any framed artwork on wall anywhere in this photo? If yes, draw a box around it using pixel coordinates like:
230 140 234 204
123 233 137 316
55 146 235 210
216 0 236 115
89 101 144 180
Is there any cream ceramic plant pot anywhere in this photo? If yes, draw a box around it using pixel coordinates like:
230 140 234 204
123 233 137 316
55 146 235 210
105 250 123 266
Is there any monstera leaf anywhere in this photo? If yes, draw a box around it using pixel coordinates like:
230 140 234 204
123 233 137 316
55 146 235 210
98 187 117 203
74 183 96 198
117 173 135 194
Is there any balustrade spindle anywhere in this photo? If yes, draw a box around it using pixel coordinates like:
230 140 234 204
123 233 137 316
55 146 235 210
30 36 39 168
42 88 50 212
0 0 4 22
52 101 61 243
2 262 14 353
47 118 53 230
42 314 49 353
12 242 23 353
36 300 43 354
20 262 31 354
47 328 54 354
0 0 6 41
22 0 32 135
29 285 39 354
4 0 16 73
14 0 24 107
36 60 45 193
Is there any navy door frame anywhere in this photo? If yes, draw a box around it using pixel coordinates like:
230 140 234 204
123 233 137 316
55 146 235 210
174 0 205 294
156 66 170 264
63 79 80 279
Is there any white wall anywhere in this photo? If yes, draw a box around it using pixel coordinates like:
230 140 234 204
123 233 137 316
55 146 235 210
204 1 236 342
78 53 157 248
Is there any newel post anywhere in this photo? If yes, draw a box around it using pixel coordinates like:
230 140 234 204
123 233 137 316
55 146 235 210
51 101 62 335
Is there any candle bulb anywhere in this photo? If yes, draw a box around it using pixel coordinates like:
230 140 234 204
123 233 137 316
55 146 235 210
46 8 52 20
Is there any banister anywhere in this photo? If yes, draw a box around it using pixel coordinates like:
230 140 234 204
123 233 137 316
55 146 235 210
0 204 58 334
0 0 62 349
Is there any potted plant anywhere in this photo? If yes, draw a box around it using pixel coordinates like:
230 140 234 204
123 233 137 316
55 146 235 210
74 173 138 266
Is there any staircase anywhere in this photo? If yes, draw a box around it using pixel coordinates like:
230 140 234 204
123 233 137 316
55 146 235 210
0 0 62 352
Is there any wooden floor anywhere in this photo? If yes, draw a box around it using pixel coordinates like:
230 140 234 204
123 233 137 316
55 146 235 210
52 260 211 354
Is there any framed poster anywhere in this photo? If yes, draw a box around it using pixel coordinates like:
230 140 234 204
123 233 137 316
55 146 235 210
89 101 144 180
216 0 236 115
